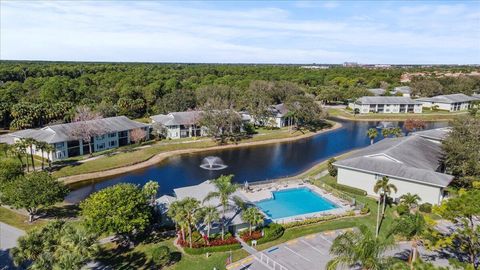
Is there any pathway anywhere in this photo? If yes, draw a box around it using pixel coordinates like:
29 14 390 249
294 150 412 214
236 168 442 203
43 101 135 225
0 222 25 270
235 236 257 255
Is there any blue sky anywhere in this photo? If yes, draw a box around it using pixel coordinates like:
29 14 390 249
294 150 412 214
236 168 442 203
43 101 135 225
1 1 479 64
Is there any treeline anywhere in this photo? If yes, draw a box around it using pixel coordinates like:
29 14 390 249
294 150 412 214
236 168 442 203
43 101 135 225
0 61 478 129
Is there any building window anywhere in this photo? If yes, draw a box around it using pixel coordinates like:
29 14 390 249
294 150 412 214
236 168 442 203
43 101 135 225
55 142 64 148
108 132 116 138
96 135 105 140
109 141 116 147
118 131 128 138
98 143 105 150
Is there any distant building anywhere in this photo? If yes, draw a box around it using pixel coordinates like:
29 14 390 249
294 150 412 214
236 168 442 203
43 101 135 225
343 62 359 67
349 96 422 114
416 93 477 112
300 65 329 69
150 111 205 139
392 86 412 97
367 88 386 96
0 116 149 161
334 132 453 205
266 103 294 128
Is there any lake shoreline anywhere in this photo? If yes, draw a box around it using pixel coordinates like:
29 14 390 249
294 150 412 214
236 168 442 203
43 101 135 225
60 122 343 186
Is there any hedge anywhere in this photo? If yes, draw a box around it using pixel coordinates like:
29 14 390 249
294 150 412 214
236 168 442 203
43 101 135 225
419 203 432 213
282 211 356 229
329 183 367 196
256 223 284 245
183 243 242 255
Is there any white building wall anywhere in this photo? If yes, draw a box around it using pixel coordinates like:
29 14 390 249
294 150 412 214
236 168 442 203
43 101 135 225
337 167 443 205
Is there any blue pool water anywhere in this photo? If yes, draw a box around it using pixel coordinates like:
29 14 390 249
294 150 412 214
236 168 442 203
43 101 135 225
255 188 338 219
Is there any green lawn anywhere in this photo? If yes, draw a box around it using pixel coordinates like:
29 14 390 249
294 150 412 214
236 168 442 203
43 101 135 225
328 107 466 121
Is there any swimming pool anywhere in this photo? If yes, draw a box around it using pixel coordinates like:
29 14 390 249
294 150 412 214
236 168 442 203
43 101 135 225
254 188 338 220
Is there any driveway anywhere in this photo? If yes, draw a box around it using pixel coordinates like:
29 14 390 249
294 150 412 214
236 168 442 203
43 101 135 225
227 228 451 270
1 222 25 270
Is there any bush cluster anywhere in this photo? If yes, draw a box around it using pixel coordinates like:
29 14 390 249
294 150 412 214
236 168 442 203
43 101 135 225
419 203 432 213
147 245 171 267
183 243 242 255
283 212 355 229
328 183 367 196
240 230 262 242
177 235 238 249
257 223 285 244
360 207 370 215
396 204 410 216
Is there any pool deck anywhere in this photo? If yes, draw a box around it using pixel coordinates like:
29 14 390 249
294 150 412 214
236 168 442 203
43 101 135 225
238 181 354 223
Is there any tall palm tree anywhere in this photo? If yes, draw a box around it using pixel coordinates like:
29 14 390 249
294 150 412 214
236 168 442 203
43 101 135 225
374 176 397 237
391 127 403 137
389 213 426 269
367 128 378 145
399 193 421 210
143 180 160 205
381 128 391 138
203 175 239 240
327 225 394 270
242 207 264 236
9 142 25 170
17 139 30 172
44 143 55 170
24 138 37 172
35 141 47 170
167 200 187 241
201 206 220 242
182 197 201 248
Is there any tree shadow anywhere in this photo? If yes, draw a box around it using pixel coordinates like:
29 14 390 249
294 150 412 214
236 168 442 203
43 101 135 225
0 249 24 270
94 246 152 270
40 204 80 220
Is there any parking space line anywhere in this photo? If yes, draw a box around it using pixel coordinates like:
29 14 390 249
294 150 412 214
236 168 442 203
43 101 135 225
320 234 333 244
284 246 312 262
300 239 325 254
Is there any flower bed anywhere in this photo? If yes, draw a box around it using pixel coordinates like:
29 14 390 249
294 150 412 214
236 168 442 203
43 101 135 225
177 236 238 249
240 230 263 242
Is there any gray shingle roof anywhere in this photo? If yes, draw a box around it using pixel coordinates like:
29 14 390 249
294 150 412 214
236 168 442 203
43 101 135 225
472 94 480 100
150 111 203 126
2 116 148 144
368 88 386 96
416 94 477 104
356 96 422 105
269 103 289 117
411 127 451 142
334 136 453 187
393 86 412 94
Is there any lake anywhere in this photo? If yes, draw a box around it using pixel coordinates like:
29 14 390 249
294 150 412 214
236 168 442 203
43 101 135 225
66 119 448 203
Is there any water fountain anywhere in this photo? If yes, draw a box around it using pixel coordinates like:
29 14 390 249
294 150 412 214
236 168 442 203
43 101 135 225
199 156 228 170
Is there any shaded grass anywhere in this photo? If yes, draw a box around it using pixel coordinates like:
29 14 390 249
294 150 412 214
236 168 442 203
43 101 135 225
0 206 47 231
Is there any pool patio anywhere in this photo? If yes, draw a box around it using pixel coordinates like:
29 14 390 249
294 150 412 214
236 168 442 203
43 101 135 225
238 180 355 224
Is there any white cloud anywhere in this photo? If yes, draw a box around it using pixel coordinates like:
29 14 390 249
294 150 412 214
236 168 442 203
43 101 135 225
1 1 479 64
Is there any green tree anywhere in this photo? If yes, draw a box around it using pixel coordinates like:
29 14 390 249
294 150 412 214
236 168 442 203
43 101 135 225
389 213 427 268
23 137 37 171
167 199 188 241
374 176 397 236
11 220 98 270
80 183 151 239
327 157 338 177
8 141 26 170
182 197 202 248
432 189 480 267
0 158 23 187
327 225 394 270
147 245 171 268
143 180 160 205
35 141 48 170
442 115 480 187
44 143 55 170
241 207 264 236
0 172 68 222
203 175 239 240
200 99 243 144
285 94 327 131
200 206 220 240
367 128 378 145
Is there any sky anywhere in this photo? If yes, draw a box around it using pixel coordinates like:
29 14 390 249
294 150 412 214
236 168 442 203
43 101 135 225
1 1 479 64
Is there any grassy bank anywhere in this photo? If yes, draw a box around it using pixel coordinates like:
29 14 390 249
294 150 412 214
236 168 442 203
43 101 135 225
328 107 465 121
0 206 47 231
53 124 335 179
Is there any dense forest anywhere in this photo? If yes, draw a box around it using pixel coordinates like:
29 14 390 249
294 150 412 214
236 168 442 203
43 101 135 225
0 61 479 130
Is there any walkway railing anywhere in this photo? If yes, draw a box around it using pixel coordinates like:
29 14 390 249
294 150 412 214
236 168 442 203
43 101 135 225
254 252 289 270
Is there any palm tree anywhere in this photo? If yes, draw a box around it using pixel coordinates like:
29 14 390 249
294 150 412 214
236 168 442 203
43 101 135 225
143 180 160 205
203 175 239 240
327 225 394 270
16 139 30 172
201 206 220 242
35 141 47 170
367 128 378 145
389 213 426 269
167 200 187 241
381 128 391 138
182 197 201 248
8 142 25 170
44 143 55 170
24 138 37 172
242 207 264 236
399 193 421 210
374 176 397 237
391 127 403 137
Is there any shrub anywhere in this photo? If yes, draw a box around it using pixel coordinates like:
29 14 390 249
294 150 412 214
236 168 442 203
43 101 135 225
329 183 367 196
240 230 262 242
419 203 432 213
360 207 370 215
283 211 356 229
148 245 170 267
256 223 284 244
396 204 410 216
327 158 338 177
183 243 242 255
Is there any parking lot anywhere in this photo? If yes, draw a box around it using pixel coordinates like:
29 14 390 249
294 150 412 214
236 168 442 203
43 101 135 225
227 228 451 270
